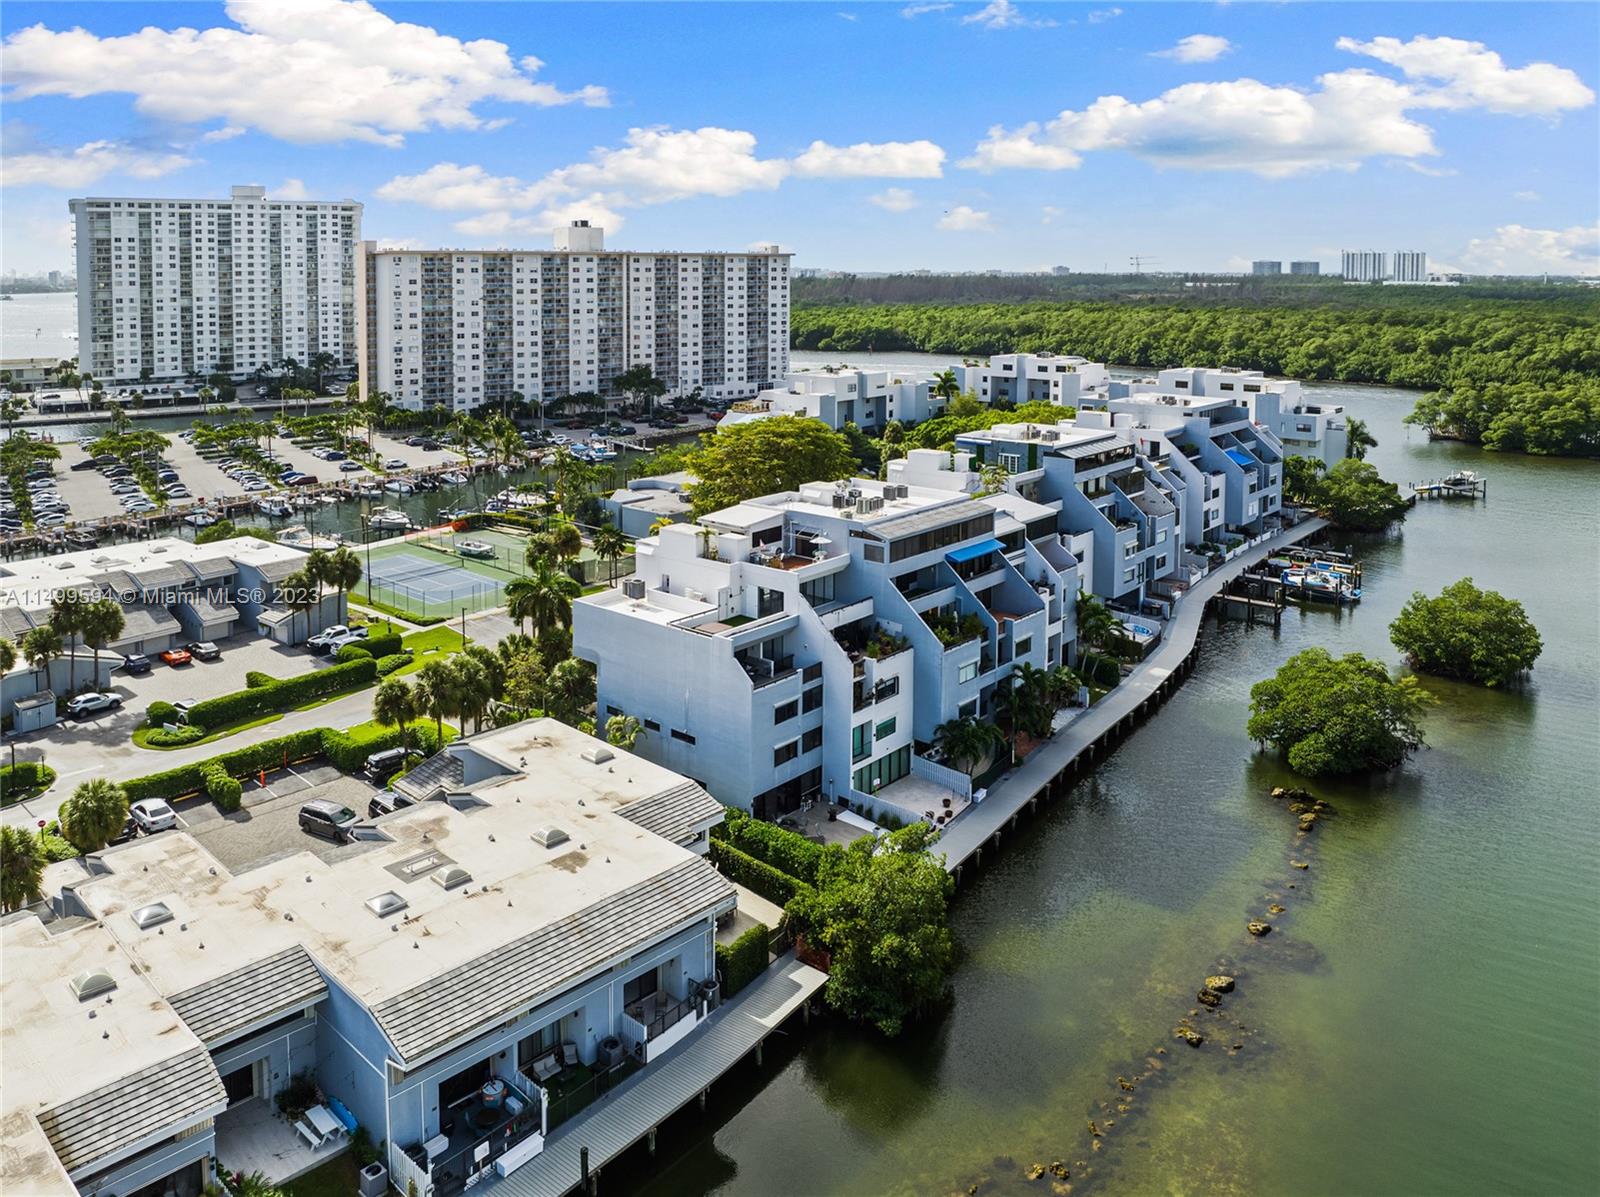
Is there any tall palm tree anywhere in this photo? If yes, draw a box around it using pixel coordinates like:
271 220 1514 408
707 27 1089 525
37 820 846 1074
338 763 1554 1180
49 592 86 695
505 560 581 639
933 716 1003 776
932 369 961 405
79 599 125 688
322 546 363 618
461 644 506 705
372 678 418 756
58 780 130 854
0 638 16 676
20 625 63 693
1075 590 1119 651
453 655 493 734
413 658 461 741
591 523 628 585
529 520 583 569
278 568 319 643
0 827 46 913
302 549 332 634
1345 417 1378 460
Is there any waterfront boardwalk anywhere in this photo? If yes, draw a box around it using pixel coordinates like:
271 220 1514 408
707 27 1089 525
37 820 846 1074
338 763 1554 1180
500 953 826 1197
938 516 1330 874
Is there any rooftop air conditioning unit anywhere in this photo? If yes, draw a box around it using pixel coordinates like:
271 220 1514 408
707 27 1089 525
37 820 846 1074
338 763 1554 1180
832 493 850 509
623 577 646 600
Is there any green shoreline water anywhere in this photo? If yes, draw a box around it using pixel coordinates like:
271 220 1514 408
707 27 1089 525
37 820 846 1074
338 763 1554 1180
625 381 1600 1197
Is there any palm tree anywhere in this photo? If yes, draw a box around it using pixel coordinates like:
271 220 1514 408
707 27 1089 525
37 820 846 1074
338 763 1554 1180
49 591 86 694
933 716 1003 776
20 625 63 693
58 780 130 854
932 369 961 405
0 827 45 913
604 714 642 750
544 658 595 726
1075 590 1119 651
453 655 493 734
310 350 336 395
322 546 363 618
462 644 505 705
372 678 418 756
529 520 583 569
0 638 16 676
278 568 319 643
505 560 581 639
79 599 125 688
495 632 538 669
1345 417 1377 460
591 523 628 585
302 549 332 634
414 658 461 741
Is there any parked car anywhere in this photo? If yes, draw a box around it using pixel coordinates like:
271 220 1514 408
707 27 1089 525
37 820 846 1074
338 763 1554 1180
323 630 370 655
383 458 407 470
129 799 178 834
108 816 140 845
122 653 153 675
339 460 363 472
66 692 123 718
366 788 416 818
362 747 410 784
298 800 359 842
306 624 352 653
184 641 222 661
159 647 193 666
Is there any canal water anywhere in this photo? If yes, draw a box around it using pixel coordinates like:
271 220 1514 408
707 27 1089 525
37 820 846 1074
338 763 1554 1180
624 371 1600 1196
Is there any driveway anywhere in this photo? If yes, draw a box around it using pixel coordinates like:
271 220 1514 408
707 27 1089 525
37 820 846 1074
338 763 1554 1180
182 770 382 874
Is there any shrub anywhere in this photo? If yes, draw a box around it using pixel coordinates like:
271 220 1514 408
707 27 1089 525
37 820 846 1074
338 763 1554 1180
708 840 811 907
335 643 373 663
36 824 80 864
146 700 178 727
363 632 404 659
0 762 56 806
244 672 274 689
144 725 208 747
123 729 325 804
716 921 771 998
376 653 410 676
204 765 242 813
719 808 828 884
186 659 377 731
320 721 443 773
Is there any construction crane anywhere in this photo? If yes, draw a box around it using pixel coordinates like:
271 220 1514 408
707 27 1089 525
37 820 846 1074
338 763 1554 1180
1128 255 1159 274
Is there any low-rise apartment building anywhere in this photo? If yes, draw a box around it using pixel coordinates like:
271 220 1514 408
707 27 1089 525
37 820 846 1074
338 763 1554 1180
574 478 1079 817
358 222 791 413
1116 366 1344 469
726 365 950 434
1 720 733 1197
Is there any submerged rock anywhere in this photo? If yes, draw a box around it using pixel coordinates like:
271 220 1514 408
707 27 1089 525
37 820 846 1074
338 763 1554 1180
1196 988 1221 1008
1247 920 1272 936
1205 974 1236 993
1050 1161 1069 1179
1291 859 1310 870
1026 1163 1046 1181
1268 903 1286 914
1175 1027 1206 1047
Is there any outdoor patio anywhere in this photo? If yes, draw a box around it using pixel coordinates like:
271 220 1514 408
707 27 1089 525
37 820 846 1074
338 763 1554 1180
214 1098 343 1185
877 772 972 828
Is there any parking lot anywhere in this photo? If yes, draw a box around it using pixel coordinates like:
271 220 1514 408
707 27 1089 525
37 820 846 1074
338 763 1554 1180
370 429 464 472
179 767 382 873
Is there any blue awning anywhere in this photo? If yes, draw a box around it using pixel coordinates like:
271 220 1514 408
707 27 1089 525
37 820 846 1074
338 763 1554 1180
946 538 1004 564
1225 448 1256 468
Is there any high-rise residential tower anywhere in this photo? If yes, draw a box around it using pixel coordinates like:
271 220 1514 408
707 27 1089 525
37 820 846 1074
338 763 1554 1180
358 222 792 412
1251 260 1283 275
69 185 361 384
1391 251 1428 282
1289 261 1321 275
1341 250 1389 282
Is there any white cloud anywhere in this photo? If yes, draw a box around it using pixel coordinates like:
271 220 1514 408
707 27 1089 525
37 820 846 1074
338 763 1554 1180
869 187 919 212
528 127 789 205
791 139 945 178
199 126 246 143
2 139 195 188
274 177 310 200
1457 223 1600 275
1337 35 1595 116
962 1 1057 31
0 0 608 148
376 162 532 211
1154 34 1233 63
962 33 1596 178
937 205 993 231
1040 204 1063 223
1513 190 1540 201
837 12 859 21
901 2 954 16
1086 8 1122 23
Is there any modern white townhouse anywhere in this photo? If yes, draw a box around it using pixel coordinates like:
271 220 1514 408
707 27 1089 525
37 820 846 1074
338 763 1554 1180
1117 366 1346 469
357 222 791 413
0 536 346 724
70 185 361 385
961 353 1111 409
1 720 734 1197
574 475 1079 818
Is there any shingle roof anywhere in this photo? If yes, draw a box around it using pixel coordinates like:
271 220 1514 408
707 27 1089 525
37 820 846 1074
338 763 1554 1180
185 595 238 625
167 946 327 1046
111 603 180 643
36 1046 225 1173
124 562 189 591
371 858 735 1064
617 782 724 846
181 558 236 583
393 751 464 802
247 557 301 582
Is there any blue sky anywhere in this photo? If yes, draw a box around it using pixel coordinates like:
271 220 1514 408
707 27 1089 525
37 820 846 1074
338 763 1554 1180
3 1 1597 275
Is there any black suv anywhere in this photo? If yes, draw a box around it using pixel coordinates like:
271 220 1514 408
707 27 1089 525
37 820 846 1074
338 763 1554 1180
122 653 153 676
298 800 359 842
367 789 417 819
363 747 410 784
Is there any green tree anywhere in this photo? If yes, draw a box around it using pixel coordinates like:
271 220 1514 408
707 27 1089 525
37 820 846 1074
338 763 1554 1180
372 678 418 754
453 654 494 734
1282 454 1326 505
614 365 667 417
0 638 16 675
20 625 63 691
543 657 596 726
78 598 125 687
58 780 130 854
49 589 88 695
591 523 629 585
501 649 547 717
1310 459 1410 532
195 519 276 545
932 716 1003 775
686 416 856 516
787 823 955 1036
1247 648 1432 776
931 369 961 405
1344 416 1377 459
414 658 461 740
0 826 46 913
504 560 581 639
322 546 364 612
1074 589 1118 650
1390 578 1543 688
604 713 642 750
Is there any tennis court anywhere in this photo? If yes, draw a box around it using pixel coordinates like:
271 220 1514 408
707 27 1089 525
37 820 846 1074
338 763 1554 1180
365 548 506 618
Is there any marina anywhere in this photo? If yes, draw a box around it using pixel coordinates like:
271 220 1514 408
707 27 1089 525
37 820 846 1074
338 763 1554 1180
1410 469 1489 500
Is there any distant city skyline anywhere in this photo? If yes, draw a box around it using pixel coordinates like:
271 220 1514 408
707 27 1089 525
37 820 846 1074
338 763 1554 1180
2 1 1596 276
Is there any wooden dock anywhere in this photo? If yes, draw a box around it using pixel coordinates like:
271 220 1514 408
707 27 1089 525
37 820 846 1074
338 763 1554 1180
1410 473 1487 501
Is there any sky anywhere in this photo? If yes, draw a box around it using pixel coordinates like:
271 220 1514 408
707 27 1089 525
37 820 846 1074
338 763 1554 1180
2 0 1597 276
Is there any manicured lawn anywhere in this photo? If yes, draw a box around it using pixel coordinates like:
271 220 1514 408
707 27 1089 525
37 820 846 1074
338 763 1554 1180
349 596 447 626
281 1150 360 1197
0 764 57 808
388 625 473 677
132 711 284 750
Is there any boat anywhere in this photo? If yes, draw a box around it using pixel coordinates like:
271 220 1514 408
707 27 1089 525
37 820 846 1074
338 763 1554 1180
438 470 469 486
367 507 413 532
492 487 544 511
279 524 343 550
257 497 293 518
382 478 415 495
183 511 217 528
351 479 383 497
457 539 496 560
318 493 340 505
291 495 318 510
64 529 98 548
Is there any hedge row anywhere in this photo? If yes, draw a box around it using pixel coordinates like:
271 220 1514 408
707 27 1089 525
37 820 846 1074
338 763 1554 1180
715 921 771 998
145 725 208 747
363 632 404 658
122 722 444 804
718 808 828 884
186 658 377 730
245 672 274 689
203 764 242 813
708 840 812 908
376 654 409 676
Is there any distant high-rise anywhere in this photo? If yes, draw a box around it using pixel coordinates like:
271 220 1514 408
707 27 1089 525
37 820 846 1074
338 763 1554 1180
70 184 361 384
1251 260 1283 275
1341 250 1388 282
1289 261 1320 276
1392 251 1427 282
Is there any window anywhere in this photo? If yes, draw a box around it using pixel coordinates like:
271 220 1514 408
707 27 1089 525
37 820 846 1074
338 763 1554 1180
774 700 798 724
958 661 978 684
671 728 696 745
852 745 911 794
851 723 871 762
774 741 799 766
999 452 1022 472
875 717 896 741
802 727 822 753
874 676 899 700
802 685 823 713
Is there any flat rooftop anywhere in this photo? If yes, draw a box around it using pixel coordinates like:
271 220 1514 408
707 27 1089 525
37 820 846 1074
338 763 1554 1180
0 535 306 608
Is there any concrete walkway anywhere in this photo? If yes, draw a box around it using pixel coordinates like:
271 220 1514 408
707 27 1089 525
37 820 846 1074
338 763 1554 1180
936 518 1329 871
